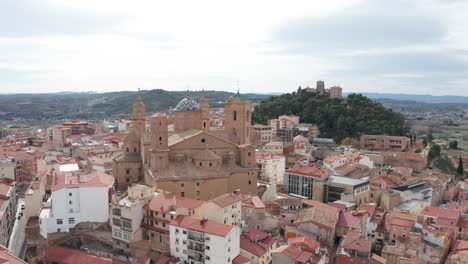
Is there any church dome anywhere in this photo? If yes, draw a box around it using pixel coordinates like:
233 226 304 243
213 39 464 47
174 97 200 111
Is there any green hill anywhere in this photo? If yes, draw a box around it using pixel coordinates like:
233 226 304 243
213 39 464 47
0 90 269 121
252 89 409 142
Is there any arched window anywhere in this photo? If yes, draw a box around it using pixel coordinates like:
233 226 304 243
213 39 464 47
248 152 251 157
233 110 237 121
209 162 212 167
133 147 137 152
199 162 203 167
126 148 129 152
203 122 206 128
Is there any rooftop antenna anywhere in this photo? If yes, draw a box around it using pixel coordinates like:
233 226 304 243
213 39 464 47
236 80 240 97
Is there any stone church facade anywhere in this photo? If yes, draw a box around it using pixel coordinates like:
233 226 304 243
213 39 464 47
113 91 258 200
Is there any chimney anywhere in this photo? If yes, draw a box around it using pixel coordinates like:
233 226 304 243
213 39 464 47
201 217 208 225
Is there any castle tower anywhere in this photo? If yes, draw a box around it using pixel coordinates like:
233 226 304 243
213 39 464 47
150 112 169 172
224 91 252 145
132 89 146 137
316 80 325 94
199 90 210 131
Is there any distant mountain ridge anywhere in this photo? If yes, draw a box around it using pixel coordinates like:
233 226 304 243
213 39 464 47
344 92 468 104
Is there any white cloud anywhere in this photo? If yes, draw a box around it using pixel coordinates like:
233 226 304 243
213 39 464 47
0 0 467 95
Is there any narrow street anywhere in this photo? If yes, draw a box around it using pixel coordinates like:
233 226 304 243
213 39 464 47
9 198 27 259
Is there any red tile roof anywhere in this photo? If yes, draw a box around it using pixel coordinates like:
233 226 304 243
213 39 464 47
209 192 243 208
52 171 114 192
288 236 320 250
0 245 27 264
144 192 204 212
232 255 250 264
286 164 332 180
240 236 267 257
390 218 414 227
337 212 362 229
170 215 234 237
341 230 372 253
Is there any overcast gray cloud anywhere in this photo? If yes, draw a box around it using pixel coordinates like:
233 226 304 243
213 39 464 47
0 0 467 95
0 0 123 37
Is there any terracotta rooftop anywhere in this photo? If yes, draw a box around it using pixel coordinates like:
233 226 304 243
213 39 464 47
390 218 414 227
337 212 362 229
232 255 250 264
0 245 27 264
288 236 320 250
420 206 460 221
144 192 204 212
286 164 332 180
51 171 114 192
170 215 235 237
341 230 372 253
297 200 340 229
209 192 243 208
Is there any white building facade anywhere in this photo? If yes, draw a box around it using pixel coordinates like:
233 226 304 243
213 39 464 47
39 171 114 238
256 151 285 183
170 215 240 264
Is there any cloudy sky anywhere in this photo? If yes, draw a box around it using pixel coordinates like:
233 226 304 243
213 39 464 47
1 0 468 95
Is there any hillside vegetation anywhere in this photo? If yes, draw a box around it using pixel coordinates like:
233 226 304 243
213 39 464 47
0 89 269 121
252 89 409 142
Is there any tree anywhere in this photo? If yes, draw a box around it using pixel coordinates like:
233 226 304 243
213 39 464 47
458 155 464 175
428 144 441 162
427 133 434 142
449 140 458 149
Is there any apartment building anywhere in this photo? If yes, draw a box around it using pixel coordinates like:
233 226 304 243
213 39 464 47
360 135 410 151
39 171 114 238
110 184 155 253
256 151 285 184
169 215 240 264
202 192 242 226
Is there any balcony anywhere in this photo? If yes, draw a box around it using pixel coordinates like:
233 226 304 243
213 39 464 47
187 233 205 243
188 253 205 263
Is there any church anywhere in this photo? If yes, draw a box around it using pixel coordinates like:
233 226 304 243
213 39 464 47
113 90 258 200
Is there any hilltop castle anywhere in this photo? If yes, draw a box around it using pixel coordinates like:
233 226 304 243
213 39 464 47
113 91 258 200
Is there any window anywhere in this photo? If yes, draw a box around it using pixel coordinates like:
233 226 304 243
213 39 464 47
126 169 130 174
181 192 185 197
175 238 179 244
57 228 61 232
122 220 132 229
68 218 75 224
206 246 210 250
233 110 237 121
181 183 184 187
201 138 206 143
248 180 252 185
123 231 131 241
57 219 63 225
176 247 179 252
113 229 122 238
69 193 72 196
69 201 72 205
113 218 121 226
113 208 121 216
196 182 200 186
206 256 210 260
209 162 212 167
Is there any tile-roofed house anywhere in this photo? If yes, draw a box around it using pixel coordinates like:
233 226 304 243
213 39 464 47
288 236 321 253
239 228 277 263
294 200 340 245
169 215 240 264
336 229 372 264
0 245 27 263
170 215 234 236
419 205 461 243
203 192 243 226
39 171 114 238
142 192 204 254
272 245 315 264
